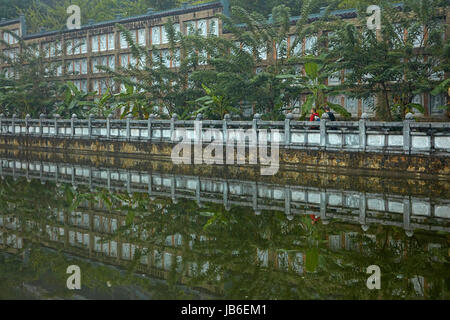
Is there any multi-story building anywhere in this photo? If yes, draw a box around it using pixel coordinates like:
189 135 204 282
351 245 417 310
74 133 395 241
0 0 448 118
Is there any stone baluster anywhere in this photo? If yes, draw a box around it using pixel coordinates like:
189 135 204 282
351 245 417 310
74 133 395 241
285 113 294 145
403 112 415 154
71 114 77 138
359 113 369 151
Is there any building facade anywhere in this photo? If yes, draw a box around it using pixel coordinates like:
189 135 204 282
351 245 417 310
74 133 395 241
0 0 448 118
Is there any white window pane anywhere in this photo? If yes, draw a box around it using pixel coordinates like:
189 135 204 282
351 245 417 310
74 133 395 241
345 96 358 113
162 50 171 68
108 33 115 50
50 43 56 57
138 29 146 46
66 41 73 55
186 21 195 35
120 33 128 49
74 39 80 54
305 36 317 53
209 18 219 36
257 46 267 60
174 23 180 35
162 26 169 44
92 35 99 52
152 27 160 45
81 39 87 53
328 71 341 85
74 61 80 74
130 55 137 67
92 58 98 73
121 54 128 67
100 34 107 51
173 49 180 67
290 35 301 56
81 80 87 92
109 56 115 70
412 26 424 48
93 80 99 92
198 20 207 37
81 59 87 74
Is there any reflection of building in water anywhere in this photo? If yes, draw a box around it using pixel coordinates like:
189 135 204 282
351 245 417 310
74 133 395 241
0 158 449 298
1 199 447 298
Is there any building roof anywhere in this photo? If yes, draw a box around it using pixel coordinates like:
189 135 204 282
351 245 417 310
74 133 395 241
2 1 409 40
0 18 20 28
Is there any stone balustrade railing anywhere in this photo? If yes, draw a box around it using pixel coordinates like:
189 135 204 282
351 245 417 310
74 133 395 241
0 112 449 155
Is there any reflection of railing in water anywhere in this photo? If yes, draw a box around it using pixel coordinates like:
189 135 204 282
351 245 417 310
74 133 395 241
1 158 449 234
0 113 450 155
0 163 447 298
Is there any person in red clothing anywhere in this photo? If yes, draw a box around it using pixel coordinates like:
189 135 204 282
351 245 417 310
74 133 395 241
309 108 320 130
310 214 321 224
309 108 320 122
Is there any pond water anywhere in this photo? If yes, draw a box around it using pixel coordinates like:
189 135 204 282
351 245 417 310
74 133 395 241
0 156 449 300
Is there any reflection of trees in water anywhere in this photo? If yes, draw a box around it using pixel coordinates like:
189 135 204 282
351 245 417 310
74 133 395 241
0 177 448 299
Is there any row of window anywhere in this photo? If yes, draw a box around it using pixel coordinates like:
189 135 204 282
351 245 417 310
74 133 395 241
17 18 217 60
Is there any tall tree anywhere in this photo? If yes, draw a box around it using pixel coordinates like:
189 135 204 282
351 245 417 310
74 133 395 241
326 0 449 120
0 30 63 117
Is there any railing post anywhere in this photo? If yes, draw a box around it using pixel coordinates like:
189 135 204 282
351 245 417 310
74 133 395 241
107 114 112 139
25 114 30 135
170 113 178 140
127 172 131 195
71 165 76 189
126 114 132 140
71 114 77 138
107 169 111 191
194 113 203 165
359 113 369 151
88 114 94 138
196 176 201 207
148 114 155 141
403 197 413 237
223 114 230 145
223 181 230 211
320 112 329 148
252 182 259 214
0 113 3 134
148 173 153 197
285 186 292 220
54 114 60 137
403 112 414 154
171 175 177 204
39 113 45 136
285 113 293 145
320 191 329 224
359 192 368 231
11 114 16 135
252 113 261 132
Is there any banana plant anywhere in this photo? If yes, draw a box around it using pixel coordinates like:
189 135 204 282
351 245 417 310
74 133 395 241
277 60 352 120
54 81 96 118
194 84 240 120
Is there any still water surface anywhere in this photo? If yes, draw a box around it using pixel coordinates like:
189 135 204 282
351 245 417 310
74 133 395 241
0 157 449 299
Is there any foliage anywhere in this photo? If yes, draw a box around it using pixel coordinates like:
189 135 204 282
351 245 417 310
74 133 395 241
54 81 97 118
278 59 352 119
326 0 449 120
0 29 63 117
194 84 240 120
